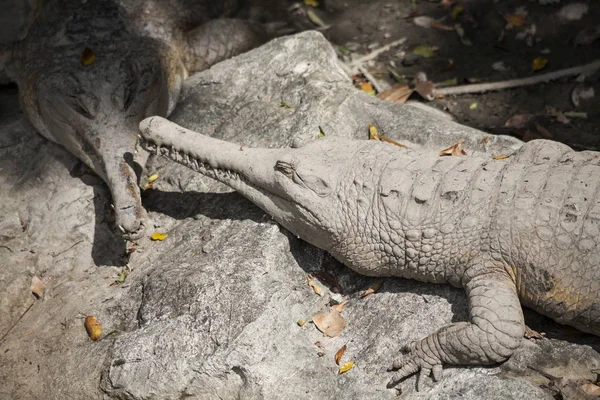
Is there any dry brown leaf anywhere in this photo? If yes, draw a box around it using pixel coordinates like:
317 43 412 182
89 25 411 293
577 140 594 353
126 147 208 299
335 344 347 365
524 325 544 339
308 277 323 296
414 80 434 101
360 282 384 298
430 20 454 31
84 316 102 341
377 84 414 104
331 300 349 312
338 361 355 374
581 383 600 396
534 122 553 139
379 136 408 149
493 154 511 160
313 272 343 293
505 114 536 129
504 14 526 28
312 310 346 337
31 276 45 299
439 140 467 157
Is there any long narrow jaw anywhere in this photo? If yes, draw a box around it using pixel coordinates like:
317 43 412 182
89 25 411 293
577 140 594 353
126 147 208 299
138 116 298 223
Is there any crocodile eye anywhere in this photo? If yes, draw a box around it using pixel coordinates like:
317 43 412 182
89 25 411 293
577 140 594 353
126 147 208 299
275 161 294 179
74 93 99 119
111 61 138 111
41 73 97 119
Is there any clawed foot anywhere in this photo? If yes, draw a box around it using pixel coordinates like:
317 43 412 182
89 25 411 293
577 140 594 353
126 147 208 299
387 342 443 391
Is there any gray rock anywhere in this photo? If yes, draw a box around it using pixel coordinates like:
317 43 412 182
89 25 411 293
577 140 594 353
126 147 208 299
0 31 598 400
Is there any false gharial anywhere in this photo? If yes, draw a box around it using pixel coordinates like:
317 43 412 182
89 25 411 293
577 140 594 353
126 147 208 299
2 0 281 239
139 116 600 390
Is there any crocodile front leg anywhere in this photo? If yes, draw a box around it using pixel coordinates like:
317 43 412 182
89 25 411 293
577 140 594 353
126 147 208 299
388 256 524 391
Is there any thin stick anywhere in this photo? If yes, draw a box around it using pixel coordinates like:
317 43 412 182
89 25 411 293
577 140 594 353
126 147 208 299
0 303 34 344
357 65 389 93
350 37 407 68
434 59 600 96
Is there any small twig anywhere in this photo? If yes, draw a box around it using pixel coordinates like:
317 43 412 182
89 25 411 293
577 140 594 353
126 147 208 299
0 303 34 344
350 37 407 69
51 239 85 258
357 65 389 93
435 59 600 96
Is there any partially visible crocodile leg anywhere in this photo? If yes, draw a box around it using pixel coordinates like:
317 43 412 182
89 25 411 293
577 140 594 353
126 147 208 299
182 18 271 73
388 257 524 391
103 151 148 239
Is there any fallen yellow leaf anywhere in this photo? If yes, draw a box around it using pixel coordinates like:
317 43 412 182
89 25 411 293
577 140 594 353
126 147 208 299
147 174 159 184
413 45 437 58
439 140 468 157
532 57 548 72
304 0 319 7
335 344 347 365
493 154 511 160
451 5 464 19
81 47 95 66
360 82 374 94
84 316 102 341
151 232 168 241
312 310 346 337
369 124 379 141
360 282 384 298
369 125 408 148
338 361 355 374
143 174 159 190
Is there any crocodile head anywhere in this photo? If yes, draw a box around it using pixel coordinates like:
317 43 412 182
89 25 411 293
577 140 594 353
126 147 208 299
139 116 378 251
34 44 174 239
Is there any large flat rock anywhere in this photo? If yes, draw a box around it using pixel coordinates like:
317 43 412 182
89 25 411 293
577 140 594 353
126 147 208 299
1 31 598 400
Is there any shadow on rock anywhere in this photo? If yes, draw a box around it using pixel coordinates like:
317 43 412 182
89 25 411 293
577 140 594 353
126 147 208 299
89 185 128 267
143 189 270 223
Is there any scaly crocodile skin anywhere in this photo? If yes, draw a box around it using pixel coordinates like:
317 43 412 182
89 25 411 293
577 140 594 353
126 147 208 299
139 116 599 390
5 0 274 238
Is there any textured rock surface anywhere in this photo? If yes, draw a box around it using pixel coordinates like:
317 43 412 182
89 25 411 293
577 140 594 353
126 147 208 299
0 32 598 399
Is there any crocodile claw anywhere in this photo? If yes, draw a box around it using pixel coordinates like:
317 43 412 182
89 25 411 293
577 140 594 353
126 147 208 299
387 342 443 391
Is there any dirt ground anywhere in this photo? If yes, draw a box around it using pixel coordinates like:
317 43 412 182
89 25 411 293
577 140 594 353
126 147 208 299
1 0 598 149
295 0 600 151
